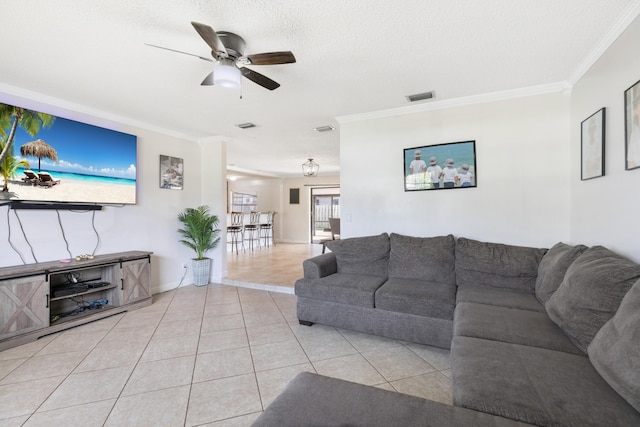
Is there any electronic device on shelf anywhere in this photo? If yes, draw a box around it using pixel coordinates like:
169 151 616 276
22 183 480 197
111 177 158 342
87 281 111 288
53 284 89 298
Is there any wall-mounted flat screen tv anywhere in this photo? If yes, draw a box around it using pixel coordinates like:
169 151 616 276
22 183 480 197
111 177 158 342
0 102 137 205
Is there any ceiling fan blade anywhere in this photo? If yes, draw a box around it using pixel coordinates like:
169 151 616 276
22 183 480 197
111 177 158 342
191 21 227 58
245 51 296 65
145 43 214 62
240 67 280 90
201 72 214 86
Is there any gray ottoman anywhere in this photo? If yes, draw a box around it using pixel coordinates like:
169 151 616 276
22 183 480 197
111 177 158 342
252 372 532 427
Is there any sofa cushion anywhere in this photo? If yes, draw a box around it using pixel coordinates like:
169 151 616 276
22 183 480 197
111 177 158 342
455 286 544 312
326 233 390 276
455 238 547 292
252 372 532 427
454 302 582 355
546 246 640 353
535 242 588 304
375 277 456 320
296 296 454 349
295 273 387 308
588 278 640 412
452 336 640 426
388 233 456 284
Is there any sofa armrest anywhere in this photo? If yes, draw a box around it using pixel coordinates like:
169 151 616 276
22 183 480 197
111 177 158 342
303 253 338 279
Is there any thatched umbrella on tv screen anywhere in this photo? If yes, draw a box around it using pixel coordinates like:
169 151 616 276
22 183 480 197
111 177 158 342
19 139 58 172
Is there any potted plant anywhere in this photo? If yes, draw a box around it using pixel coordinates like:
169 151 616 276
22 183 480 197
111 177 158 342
177 205 221 286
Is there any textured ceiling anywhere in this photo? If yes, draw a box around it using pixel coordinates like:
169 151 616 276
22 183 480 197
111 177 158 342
1 1 639 178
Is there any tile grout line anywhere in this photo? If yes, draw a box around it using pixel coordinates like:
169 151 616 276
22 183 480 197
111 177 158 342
101 287 178 426
180 284 212 427
20 309 130 424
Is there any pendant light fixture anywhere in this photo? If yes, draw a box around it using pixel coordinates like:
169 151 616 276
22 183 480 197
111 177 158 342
302 158 319 177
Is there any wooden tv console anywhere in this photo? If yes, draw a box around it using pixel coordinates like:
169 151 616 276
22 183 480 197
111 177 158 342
0 251 152 352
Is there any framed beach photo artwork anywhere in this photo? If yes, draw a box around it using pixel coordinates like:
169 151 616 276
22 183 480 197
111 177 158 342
404 140 477 191
160 155 183 190
625 79 640 170
581 108 605 180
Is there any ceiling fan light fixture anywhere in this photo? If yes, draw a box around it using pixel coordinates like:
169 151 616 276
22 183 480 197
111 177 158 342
302 158 319 177
214 59 241 88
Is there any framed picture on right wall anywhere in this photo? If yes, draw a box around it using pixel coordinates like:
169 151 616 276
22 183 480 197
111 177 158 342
581 108 605 180
624 79 640 170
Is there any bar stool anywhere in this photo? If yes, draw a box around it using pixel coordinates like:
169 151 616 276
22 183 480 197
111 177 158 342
259 211 275 247
227 212 245 254
244 211 261 251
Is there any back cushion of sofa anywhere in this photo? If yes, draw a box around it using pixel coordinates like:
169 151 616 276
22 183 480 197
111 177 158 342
388 233 456 284
588 278 640 412
455 237 547 291
546 246 640 353
326 233 390 276
535 242 588 305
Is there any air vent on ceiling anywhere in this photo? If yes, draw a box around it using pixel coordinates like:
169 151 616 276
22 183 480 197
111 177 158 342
314 125 335 133
406 91 435 103
236 122 256 129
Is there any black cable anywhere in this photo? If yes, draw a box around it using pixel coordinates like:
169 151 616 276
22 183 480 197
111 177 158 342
56 210 73 260
5 206 27 264
12 209 37 263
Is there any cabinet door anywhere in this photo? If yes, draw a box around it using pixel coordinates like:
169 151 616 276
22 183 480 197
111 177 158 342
0 275 49 340
120 259 151 305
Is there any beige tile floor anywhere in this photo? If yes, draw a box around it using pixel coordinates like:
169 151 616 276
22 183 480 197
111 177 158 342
224 242 324 290
0 245 452 426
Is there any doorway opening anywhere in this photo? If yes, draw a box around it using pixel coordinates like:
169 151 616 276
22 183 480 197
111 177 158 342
311 187 340 243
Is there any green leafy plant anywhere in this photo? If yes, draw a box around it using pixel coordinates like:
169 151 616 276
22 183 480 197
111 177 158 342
177 205 221 260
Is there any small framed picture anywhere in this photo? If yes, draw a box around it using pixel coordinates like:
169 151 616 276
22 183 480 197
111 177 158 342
160 155 183 190
403 140 476 191
624 79 640 170
581 108 605 180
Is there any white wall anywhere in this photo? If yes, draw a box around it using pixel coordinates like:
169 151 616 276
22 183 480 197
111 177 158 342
228 177 281 213
200 138 228 284
227 175 340 244
281 175 340 243
569 14 640 262
338 92 571 248
0 91 227 294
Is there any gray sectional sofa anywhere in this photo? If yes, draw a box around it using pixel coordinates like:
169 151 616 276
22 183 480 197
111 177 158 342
290 232 640 426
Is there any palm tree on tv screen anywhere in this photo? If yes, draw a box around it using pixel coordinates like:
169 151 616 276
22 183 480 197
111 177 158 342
0 103 55 168
0 138 30 192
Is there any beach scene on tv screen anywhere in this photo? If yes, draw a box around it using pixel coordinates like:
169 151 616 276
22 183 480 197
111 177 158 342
0 102 137 204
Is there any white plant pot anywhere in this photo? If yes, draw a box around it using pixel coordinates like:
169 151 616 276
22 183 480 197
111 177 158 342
192 258 211 286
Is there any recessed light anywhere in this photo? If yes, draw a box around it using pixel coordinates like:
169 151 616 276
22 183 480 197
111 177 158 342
237 122 256 129
314 125 335 133
406 91 435 103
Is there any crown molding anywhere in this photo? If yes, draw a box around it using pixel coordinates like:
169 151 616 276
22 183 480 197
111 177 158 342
0 82 203 142
336 81 571 124
568 1 640 85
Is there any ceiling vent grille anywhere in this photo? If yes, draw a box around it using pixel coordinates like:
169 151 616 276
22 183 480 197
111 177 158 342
406 91 435 103
313 125 335 133
236 122 256 129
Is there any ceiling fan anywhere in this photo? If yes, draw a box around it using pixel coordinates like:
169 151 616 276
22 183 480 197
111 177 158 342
147 21 296 90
